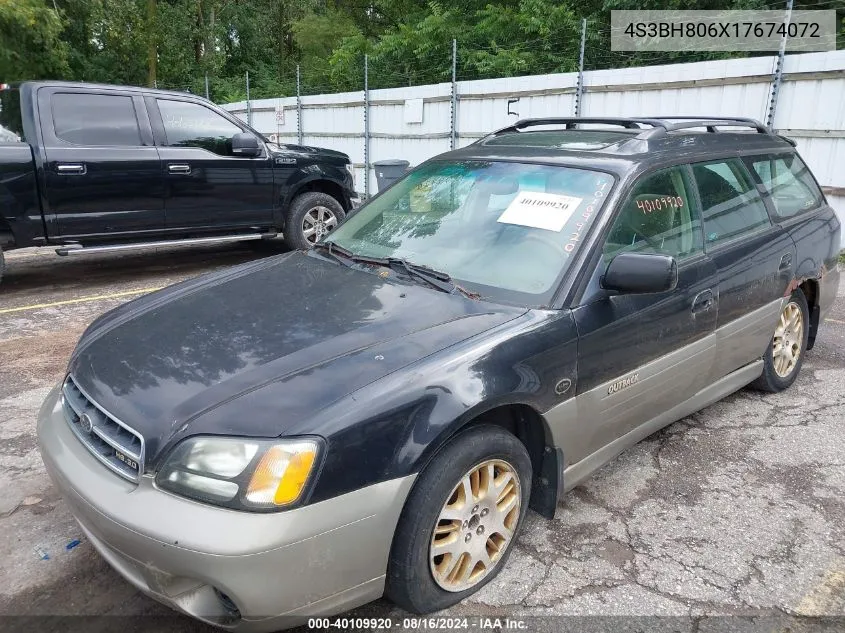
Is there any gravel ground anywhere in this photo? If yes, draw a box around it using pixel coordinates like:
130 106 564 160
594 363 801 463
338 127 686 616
0 245 843 633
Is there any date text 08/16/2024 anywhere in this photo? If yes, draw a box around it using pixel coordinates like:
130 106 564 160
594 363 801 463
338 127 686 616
307 618 527 630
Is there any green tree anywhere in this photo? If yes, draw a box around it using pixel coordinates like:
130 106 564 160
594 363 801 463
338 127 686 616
1 0 841 100
0 0 68 80
292 9 361 92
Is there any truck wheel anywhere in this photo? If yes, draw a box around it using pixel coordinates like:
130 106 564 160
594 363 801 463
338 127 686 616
283 192 346 251
752 289 810 393
386 425 532 614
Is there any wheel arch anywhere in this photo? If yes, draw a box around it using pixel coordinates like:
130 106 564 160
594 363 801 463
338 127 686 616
414 401 561 520
282 177 349 224
798 278 820 350
0 216 15 249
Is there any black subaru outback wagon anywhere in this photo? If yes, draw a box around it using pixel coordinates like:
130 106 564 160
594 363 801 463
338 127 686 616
38 117 840 630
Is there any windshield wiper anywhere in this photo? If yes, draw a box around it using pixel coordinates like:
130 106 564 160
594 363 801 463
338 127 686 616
312 243 479 299
312 240 348 257
312 241 391 268
311 240 356 266
385 258 480 300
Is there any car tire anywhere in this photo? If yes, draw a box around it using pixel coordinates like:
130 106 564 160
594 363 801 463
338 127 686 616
751 289 810 393
283 192 346 251
386 424 532 614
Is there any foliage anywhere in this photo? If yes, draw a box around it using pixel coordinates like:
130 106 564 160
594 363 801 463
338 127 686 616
0 0 841 100
0 0 69 80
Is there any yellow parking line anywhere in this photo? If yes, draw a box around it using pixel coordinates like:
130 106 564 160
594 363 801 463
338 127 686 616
826 318 845 325
794 567 845 616
0 287 162 315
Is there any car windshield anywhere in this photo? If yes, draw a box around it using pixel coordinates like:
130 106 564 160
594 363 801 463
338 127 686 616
328 160 615 306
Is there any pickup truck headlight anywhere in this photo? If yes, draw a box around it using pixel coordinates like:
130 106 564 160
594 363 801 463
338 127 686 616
156 436 321 511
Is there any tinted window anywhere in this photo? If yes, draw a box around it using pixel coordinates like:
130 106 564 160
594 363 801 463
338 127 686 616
604 165 703 261
692 159 770 246
157 99 242 156
0 87 23 142
52 93 141 146
750 154 823 218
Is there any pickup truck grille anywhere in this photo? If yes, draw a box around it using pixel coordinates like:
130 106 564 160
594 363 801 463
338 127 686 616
61 376 144 483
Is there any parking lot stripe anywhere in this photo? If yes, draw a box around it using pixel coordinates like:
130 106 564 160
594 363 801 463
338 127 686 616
0 287 162 315
826 318 845 325
794 567 845 616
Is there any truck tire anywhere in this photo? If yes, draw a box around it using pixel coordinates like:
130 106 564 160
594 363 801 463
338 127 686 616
283 192 346 251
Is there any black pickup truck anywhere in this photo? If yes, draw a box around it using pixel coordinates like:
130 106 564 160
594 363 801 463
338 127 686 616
0 81 359 284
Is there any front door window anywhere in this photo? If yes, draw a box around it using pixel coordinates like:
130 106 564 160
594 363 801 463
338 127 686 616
157 99 244 156
603 165 703 262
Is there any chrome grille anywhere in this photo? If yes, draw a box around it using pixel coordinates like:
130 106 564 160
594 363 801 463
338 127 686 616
61 375 144 482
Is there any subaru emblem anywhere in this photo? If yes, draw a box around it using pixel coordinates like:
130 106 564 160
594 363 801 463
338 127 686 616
79 412 94 434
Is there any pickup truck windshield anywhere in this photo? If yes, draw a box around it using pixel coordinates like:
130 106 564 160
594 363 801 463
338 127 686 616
329 160 614 306
0 87 23 143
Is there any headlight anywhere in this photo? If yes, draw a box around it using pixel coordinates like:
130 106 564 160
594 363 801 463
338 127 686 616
156 436 321 511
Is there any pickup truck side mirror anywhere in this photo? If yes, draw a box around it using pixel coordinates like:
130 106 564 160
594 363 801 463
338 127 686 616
231 132 261 157
602 252 678 294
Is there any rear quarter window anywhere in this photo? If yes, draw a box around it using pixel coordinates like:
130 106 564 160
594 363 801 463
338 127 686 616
748 153 823 219
0 88 23 142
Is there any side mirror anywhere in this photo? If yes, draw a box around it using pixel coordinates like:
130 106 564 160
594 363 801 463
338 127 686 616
231 132 261 157
602 252 678 294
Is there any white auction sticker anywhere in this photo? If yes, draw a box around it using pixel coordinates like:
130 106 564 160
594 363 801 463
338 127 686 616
497 192 583 232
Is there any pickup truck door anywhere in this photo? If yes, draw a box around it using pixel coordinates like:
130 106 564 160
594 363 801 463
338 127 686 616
37 87 165 238
146 96 274 230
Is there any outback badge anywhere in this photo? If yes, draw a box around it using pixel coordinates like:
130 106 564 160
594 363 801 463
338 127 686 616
608 373 639 395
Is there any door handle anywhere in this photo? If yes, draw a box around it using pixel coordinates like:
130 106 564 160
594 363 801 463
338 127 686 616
56 163 86 175
692 289 714 314
779 253 792 271
168 163 191 174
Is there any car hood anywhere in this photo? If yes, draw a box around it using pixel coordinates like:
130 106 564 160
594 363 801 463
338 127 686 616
69 252 525 462
269 143 349 162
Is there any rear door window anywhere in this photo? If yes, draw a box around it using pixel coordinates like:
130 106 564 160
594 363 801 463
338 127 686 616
51 93 142 146
748 153 823 218
692 158 771 247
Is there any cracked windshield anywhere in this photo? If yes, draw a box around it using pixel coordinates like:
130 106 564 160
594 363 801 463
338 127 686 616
328 160 615 304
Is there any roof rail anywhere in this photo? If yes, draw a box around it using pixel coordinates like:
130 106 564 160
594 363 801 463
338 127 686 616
483 116 772 141
487 117 669 137
637 116 770 139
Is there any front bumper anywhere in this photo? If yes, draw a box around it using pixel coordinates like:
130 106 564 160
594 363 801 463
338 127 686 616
37 386 415 631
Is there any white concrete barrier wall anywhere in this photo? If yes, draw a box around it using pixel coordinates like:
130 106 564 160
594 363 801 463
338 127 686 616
225 50 845 247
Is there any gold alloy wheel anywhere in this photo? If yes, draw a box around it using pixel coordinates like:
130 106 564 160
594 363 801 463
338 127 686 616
773 300 804 378
429 459 521 592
